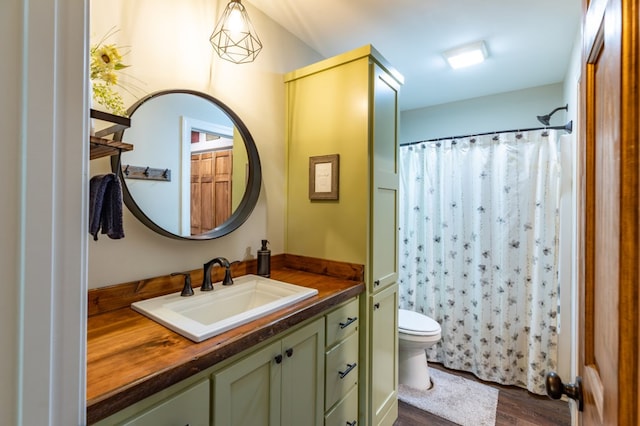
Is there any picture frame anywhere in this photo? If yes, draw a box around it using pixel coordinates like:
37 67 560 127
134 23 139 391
309 154 339 200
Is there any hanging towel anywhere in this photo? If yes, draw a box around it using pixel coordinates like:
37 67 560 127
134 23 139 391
89 173 125 241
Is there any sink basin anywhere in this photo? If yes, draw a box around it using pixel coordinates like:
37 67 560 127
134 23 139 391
131 274 318 342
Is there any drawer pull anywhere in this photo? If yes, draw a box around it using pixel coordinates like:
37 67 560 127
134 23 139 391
374 280 380 287
339 362 357 379
374 302 380 310
347 421 357 426
274 354 283 364
285 348 294 357
339 317 358 329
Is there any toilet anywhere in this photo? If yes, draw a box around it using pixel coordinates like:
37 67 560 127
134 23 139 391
398 309 442 390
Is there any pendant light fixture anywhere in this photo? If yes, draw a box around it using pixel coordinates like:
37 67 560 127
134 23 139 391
210 0 263 64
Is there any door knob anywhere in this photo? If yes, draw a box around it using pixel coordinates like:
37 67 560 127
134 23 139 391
545 371 583 411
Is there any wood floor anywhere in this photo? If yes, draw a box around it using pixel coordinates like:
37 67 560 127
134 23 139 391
395 363 572 426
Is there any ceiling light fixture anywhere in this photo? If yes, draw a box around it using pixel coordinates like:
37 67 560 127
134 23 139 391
210 0 263 64
443 41 488 69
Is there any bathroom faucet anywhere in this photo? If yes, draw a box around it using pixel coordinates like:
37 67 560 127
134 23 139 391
201 257 234 291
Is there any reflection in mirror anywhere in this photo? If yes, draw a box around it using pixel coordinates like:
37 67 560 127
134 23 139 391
112 90 261 240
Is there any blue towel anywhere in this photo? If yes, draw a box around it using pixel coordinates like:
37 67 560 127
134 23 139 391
89 173 124 241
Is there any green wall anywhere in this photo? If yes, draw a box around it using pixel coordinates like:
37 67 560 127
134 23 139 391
285 55 372 264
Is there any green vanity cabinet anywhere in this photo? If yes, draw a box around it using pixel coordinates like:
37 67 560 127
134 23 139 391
285 45 402 426
324 298 360 425
367 58 401 426
213 317 325 426
119 379 210 426
93 377 211 426
370 284 399 426
92 296 360 426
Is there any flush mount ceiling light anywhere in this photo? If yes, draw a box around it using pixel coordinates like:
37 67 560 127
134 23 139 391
210 0 263 64
443 41 488 69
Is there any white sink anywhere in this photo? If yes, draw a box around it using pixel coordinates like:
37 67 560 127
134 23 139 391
131 274 318 342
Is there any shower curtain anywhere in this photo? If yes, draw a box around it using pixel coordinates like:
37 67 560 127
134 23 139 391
399 129 561 395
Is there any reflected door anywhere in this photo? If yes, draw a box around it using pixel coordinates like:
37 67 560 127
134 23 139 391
191 150 232 235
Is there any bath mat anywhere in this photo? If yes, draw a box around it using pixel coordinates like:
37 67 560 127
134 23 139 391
398 367 499 426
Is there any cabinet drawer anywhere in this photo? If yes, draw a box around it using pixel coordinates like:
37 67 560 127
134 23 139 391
326 298 359 347
121 378 209 426
325 331 359 410
324 384 358 426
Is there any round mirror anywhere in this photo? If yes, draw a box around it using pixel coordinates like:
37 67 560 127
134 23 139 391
111 89 262 240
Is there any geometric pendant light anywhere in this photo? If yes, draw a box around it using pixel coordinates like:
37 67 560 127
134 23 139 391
210 0 263 64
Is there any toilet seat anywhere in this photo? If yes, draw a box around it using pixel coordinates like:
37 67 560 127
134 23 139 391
398 309 441 337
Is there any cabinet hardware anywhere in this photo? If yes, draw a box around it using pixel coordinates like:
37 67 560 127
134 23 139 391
339 317 358 329
347 421 357 426
374 280 380 287
373 302 380 310
274 354 283 364
338 362 357 379
285 348 294 357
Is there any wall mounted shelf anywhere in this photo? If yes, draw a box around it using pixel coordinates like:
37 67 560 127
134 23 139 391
89 109 133 160
90 137 133 160
91 109 131 138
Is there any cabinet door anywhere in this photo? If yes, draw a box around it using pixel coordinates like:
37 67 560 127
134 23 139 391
370 63 401 294
370 283 398 426
213 341 281 426
281 318 324 426
120 379 210 426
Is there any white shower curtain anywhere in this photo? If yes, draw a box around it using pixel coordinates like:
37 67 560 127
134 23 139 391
399 129 561 395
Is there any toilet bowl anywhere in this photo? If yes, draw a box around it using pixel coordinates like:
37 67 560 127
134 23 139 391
398 309 441 390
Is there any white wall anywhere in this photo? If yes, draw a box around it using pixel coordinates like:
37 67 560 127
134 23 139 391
2 0 88 424
89 0 322 288
401 83 566 143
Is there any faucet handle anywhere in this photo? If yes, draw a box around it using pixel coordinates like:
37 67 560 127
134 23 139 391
222 267 234 286
171 272 194 297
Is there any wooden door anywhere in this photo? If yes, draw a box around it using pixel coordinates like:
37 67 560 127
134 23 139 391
213 149 233 226
574 0 639 424
190 150 233 235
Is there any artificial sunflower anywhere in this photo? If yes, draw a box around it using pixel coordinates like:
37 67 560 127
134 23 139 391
90 29 131 116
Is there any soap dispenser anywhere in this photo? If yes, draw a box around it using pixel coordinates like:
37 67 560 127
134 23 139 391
257 239 271 277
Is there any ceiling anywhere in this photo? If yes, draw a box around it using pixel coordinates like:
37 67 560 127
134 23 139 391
245 0 582 111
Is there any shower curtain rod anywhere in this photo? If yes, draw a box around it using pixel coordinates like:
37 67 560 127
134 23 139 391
400 120 573 147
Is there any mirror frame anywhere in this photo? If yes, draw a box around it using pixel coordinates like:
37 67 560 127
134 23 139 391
111 89 262 240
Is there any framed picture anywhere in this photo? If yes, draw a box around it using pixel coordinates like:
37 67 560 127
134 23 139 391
309 154 339 200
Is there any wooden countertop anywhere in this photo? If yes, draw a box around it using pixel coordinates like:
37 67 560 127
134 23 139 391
86 259 364 424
